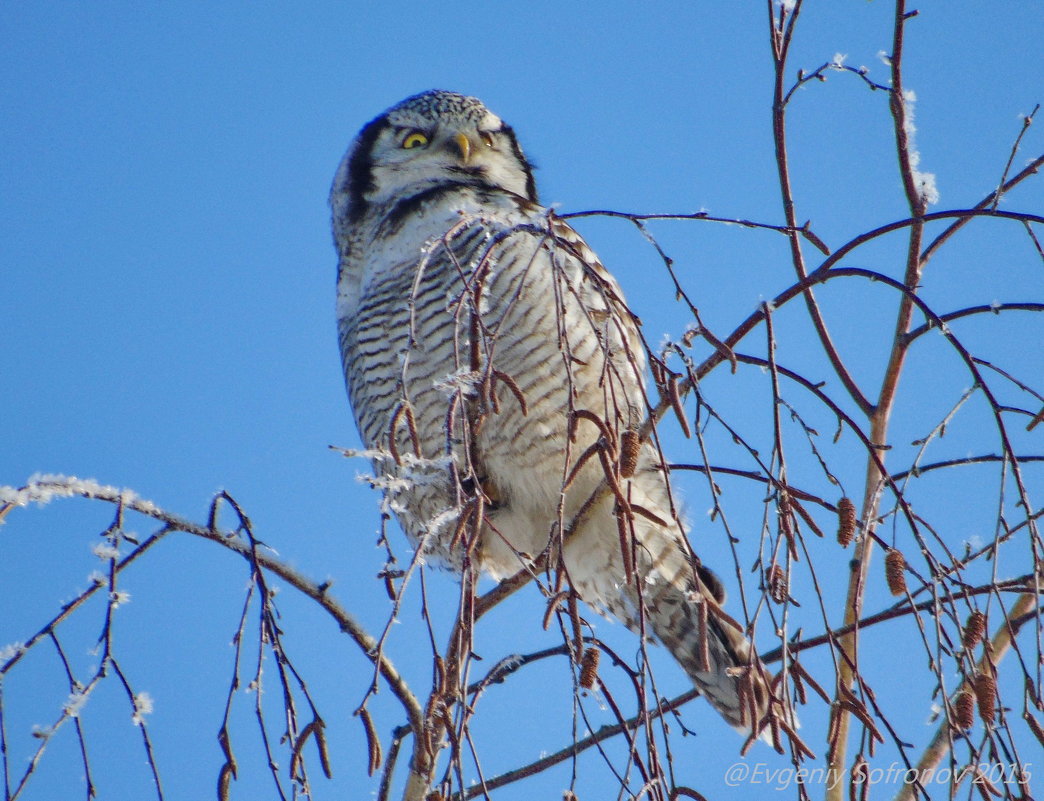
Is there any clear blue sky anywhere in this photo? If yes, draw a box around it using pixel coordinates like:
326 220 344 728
2 4 1041 800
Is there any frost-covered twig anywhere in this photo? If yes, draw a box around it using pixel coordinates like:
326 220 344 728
0 475 424 796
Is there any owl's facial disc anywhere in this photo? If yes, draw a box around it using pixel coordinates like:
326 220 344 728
333 91 537 226
373 116 529 200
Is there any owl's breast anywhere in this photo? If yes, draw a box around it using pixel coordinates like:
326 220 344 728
338 199 647 571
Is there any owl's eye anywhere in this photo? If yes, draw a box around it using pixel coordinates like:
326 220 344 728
401 131 429 149
479 131 495 148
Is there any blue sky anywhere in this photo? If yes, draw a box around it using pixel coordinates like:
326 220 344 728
2 4 1042 800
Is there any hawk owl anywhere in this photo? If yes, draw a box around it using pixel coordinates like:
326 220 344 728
331 90 787 740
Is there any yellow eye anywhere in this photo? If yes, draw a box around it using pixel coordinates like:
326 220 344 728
401 131 429 149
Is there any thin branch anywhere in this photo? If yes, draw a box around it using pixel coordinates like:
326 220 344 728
455 688 699 800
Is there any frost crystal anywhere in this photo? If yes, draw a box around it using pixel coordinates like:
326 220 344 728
0 474 158 515
926 702 943 724
338 447 395 463
899 89 940 205
92 542 120 560
64 689 90 718
110 590 132 607
364 474 412 494
433 367 483 397
912 171 940 205
424 506 460 537
488 653 525 678
830 52 848 69
132 691 154 725
0 642 26 662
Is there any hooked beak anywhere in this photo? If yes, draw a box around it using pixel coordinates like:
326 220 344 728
449 131 472 164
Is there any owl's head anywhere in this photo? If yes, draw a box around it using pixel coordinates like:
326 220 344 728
331 90 537 230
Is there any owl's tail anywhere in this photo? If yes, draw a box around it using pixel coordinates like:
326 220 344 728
558 458 795 744
631 567 792 745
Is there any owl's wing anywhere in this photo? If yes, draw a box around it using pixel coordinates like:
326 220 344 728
445 211 795 742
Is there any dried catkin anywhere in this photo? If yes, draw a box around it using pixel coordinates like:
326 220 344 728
668 376 692 438
1025 712 1044 748
315 722 332 779
218 762 234 801
358 707 382 775
837 497 856 547
962 611 987 649
974 673 997 724
619 429 640 478
954 690 975 731
767 564 788 604
579 647 600 689
778 496 797 559
885 549 907 596
851 755 870 801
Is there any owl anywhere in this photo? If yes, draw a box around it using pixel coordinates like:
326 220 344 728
331 90 787 742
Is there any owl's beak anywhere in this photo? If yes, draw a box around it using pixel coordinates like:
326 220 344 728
449 131 472 164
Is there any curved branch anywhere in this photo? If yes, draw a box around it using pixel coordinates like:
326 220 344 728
905 302 1044 343
0 477 424 736
921 150 1044 264
627 208 1044 431
761 575 1040 663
